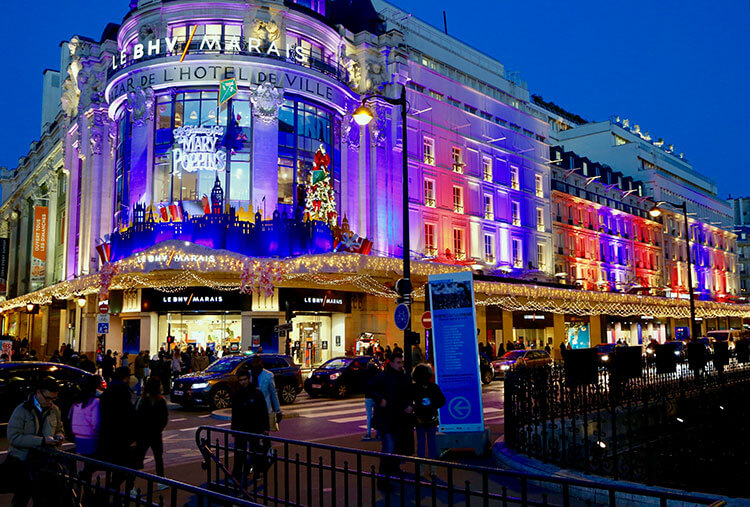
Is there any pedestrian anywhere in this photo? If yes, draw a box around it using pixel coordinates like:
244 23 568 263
99 366 138 489
70 374 101 458
62 344 73 364
134 377 168 482
412 364 445 477
384 345 392 361
478 342 485 356
78 353 96 374
559 341 567 362
134 351 147 394
506 341 514 352
28 350 38 361
249 355 282 431
101 349 115 383
411 344 424 365
367 352 414 491
362 359 382 441
181 347 192 374
49 349 62 363
497 341 505 358
231 368 270 484
0 353 8 362
393 343 403 356
7 377 65 506
171 349 183 383
121 352 130 369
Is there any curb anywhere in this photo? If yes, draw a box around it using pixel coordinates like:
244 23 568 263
210 409 231 421
492 436 734 506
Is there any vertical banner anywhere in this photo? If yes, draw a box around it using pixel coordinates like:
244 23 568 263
428 271 484 433
0 237 8 294
31 206 48 289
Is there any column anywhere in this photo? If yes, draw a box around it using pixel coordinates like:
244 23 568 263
553 313 565 348
501 310 513 346
241 312 253 351
251 111 279 218
44 184 59 287
590 314 603 346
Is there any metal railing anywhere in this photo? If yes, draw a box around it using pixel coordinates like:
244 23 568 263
30 447 262 506
505 348 750 498
195 425 722 506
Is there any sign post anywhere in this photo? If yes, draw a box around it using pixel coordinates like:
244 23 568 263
428 271 489 455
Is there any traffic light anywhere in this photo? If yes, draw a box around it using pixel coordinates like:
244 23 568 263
167 335 175 345
408 330 420 345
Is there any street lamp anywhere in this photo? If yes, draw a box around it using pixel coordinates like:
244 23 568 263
650 200 698 340
354 85 414 373
77 296 87 308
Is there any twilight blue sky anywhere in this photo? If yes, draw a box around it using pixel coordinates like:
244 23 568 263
1 0 748 198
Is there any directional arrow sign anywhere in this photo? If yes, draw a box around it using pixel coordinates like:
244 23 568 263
219 78 238 105
448 396 471 420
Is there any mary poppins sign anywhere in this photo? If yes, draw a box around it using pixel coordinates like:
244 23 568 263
172 126 226 173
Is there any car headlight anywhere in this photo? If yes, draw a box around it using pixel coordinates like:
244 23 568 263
646 349 655 355
191 382 210 390
674 350 681 356
601 355 609 362
329 372 340 380
500 365 510 371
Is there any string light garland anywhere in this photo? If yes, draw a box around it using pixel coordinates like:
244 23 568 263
0 241 748 320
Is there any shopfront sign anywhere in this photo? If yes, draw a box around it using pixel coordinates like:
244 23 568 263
31 206 48 289
172 126 226 173
108 62 347 109
512 312 553 329
278 288 350 313
428 271 484 433
0 237 8 294
141 288 251 312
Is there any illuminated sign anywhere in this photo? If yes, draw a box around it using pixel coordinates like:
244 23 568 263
31 206 48 289
279 288 350 313
141 288 251 312
172 126 226 173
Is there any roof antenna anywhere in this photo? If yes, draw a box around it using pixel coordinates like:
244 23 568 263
443 11 448 34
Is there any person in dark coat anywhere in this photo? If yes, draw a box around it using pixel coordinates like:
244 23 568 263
366 352 414 490
101 350 115 383
412 364 446 477
78 354 97 374
231 368 270 483
497 341 505 358
99 366 137 483
135 377 168 479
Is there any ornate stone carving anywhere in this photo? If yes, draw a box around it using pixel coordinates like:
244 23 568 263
138 23 157 43
249 83 284 123
90 128 103 155
61 59 82 117
251 20 281 44
126 87 155 126
341 103 360 149
370 105 388 147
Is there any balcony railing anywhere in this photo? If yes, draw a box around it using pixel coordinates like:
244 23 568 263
425 246 438 257
424 196 436 208
537 223 545 232
485 254 495 264
483 171 492 182
424 154 435 165
455 250 466 260
454 203 464 214
485 210 494 220
452 163 465 174
512 217 521 226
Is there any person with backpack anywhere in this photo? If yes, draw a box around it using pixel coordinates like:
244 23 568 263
412 364 446 478
134 377 168 481
69 375 101 457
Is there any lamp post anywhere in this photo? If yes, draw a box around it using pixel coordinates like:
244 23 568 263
650 200 698 340
353 85 413 372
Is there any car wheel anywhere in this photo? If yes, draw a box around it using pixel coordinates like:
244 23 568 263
279 384 297 405
335 382 348 399
210 386 232 410
481 369 493 385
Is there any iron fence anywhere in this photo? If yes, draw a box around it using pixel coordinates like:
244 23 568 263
505 352 750 498
195 425 722 506
29 447 262 506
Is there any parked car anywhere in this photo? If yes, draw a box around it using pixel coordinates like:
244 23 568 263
304 356 381 398
491 350 552 379
0 362 103 433
594 343 618 365
479 353 494 385
660 341 687 362
171 353 303 409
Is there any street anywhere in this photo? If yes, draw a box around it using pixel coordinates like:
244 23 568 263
0 380 506 484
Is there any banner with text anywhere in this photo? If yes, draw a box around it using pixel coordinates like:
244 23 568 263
428 271 484 433
31 206 48 289
0 237 8 294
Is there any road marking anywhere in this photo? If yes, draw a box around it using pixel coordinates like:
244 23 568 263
485 415 505 422
217 422 231 427
179 426 198 432
199 414 212 418
291 400 362 411
330 415 368 424
483 407 503 414
171 417 187 422
299 408 364 418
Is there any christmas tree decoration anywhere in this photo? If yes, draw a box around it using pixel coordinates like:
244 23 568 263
304 145 337 225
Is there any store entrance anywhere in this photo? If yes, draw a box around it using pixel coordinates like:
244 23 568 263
159 313 241 352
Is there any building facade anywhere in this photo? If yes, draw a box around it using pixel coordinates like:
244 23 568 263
728 197 750 299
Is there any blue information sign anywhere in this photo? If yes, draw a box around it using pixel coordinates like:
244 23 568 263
97 322 110 334
428 271 484 432
394 303 410 331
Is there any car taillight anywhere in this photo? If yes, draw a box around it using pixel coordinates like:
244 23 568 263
99 379 107 390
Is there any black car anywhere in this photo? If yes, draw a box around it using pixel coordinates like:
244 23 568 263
594 343 618 365
171 353 303 409
0 362 102 432
304 356 381 398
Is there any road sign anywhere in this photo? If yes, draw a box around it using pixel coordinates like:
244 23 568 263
97 322 110 334
97 313 110 325
394 303 410 330
219 78 238 105
421 311 432 329
99 303 109 314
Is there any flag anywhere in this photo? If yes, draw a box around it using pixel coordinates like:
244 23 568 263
159 205 169 222
202 195 211 215
169 203 183 222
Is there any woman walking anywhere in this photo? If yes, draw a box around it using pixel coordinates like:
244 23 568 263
412 364 446 478
135 377 169 481
70 375 102 457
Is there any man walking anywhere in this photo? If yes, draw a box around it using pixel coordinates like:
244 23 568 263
7 377 65 506
249 355 282 431
231 368 270 486
367 352 414 490
99 366 137 492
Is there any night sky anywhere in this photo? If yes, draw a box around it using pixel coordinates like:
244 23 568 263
1 0 747 199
